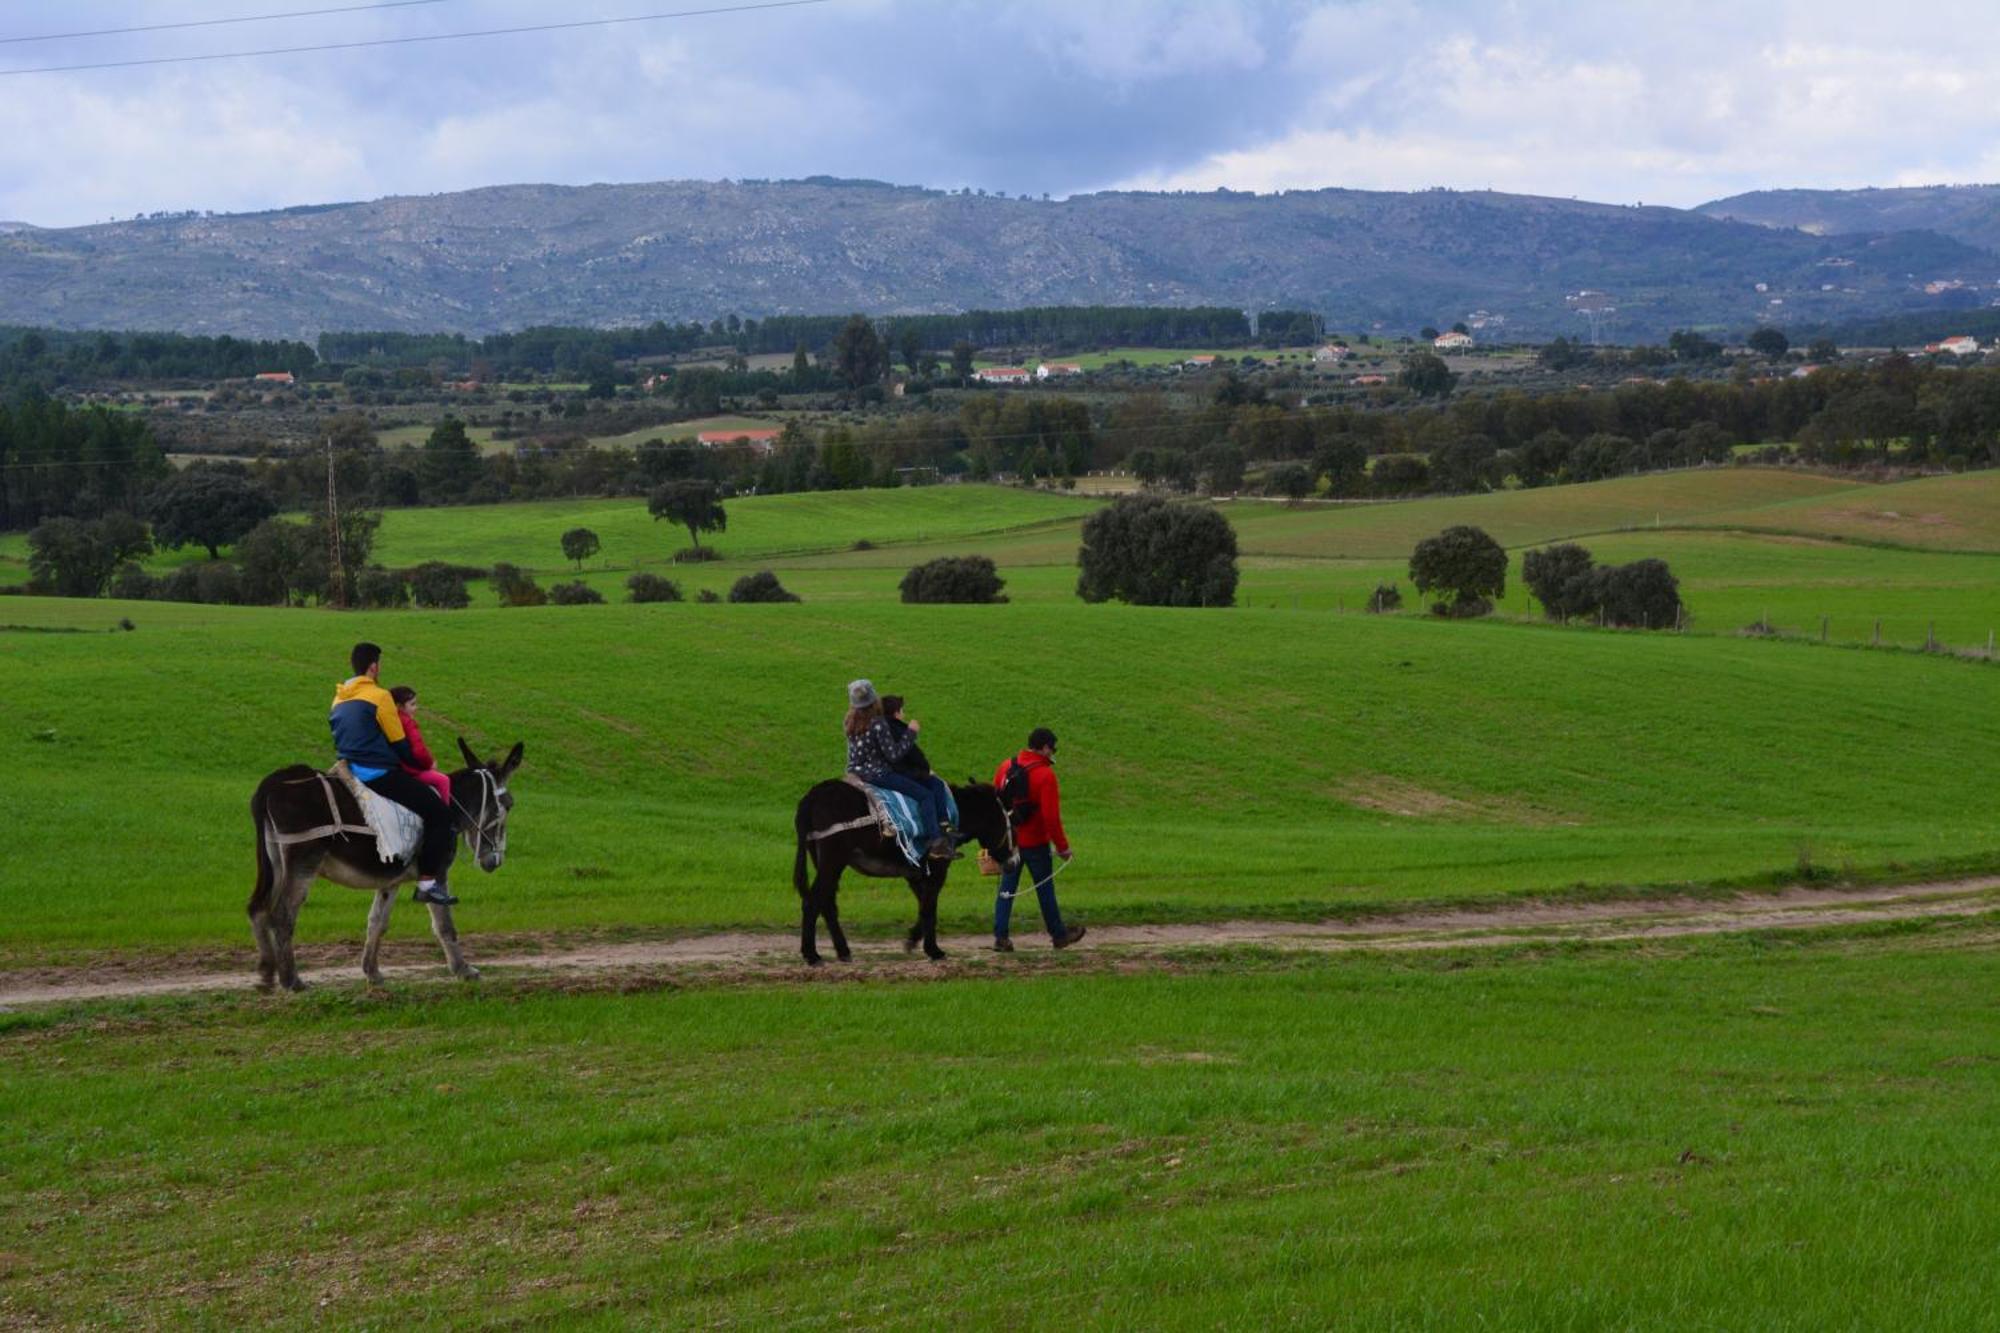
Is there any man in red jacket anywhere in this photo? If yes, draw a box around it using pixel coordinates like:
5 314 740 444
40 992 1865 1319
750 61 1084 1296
992 727 1085 952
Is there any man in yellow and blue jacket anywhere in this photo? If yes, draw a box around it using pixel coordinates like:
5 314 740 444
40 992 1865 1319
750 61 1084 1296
331 641 458 904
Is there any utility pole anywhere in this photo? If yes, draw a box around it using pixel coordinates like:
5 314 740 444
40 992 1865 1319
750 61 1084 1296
325 436 345 609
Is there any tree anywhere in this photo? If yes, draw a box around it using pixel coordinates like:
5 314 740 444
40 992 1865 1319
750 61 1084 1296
1409 525 1506 617
1428 435 1498 494
490 562 547 607
145 464 276 559
237 518 315 605
560 527 600 570
1266 463 1314 502
792 342 812 380
1372 454 1430 496
407 561 471 609
900 555 1007 604
1314 436 1369 496
1399 351 1456 398
648 480 727 556
420 416 482 495
1076 494 1239 608
1196 443 1245 494
27 512 153 597
1521 543 1597 621
831 315 887 390
728 570 801 603
897 325 924 375
1598 559 1682 628
1668 329 1724 363
1748 327 1790 359
1419 326 1441 342
951 341 975 382
1807 337 1839 364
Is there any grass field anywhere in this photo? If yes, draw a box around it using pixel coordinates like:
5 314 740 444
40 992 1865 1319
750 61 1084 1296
12 472 2000 1326
6 925 2000 1326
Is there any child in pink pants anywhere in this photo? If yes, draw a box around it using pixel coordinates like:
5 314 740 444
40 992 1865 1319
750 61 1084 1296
389 685 454 809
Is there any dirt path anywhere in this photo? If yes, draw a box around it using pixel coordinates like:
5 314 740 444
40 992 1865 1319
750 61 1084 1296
4 878 1997 1009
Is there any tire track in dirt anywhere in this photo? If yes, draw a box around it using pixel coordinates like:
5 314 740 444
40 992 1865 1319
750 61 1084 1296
3 878 1996 1009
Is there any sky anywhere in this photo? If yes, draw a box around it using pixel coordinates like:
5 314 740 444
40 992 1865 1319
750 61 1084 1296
5 0 2000 228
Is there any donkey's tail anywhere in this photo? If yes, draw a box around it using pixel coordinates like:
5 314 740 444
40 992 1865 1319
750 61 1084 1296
248 782 276 918
793 799 814 897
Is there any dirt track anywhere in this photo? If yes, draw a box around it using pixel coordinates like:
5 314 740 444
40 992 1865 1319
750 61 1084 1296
4 878 1997 1009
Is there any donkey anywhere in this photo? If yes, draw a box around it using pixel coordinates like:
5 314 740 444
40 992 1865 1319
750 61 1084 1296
791 779 1017 965
247 738 523 992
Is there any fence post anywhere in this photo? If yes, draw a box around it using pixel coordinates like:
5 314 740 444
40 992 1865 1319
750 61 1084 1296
1873 619 1881 646
1821 615 1828 643
1927 621 1937 652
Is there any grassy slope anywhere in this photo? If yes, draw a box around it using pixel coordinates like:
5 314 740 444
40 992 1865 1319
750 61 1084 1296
1697 469 2000 551
5 590 1999 959
5 928 1999 1326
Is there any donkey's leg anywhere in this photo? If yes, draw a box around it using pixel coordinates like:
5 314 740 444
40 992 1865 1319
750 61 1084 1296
250 836 280 992
904 874 924 953
361 887 397 986
819 883 852 963
270 864 315 993
920 871 946 961
800 864 831 965
425 901 479 980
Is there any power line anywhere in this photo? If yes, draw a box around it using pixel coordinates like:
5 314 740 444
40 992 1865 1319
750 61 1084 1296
0 0 833 76
0 1 456 47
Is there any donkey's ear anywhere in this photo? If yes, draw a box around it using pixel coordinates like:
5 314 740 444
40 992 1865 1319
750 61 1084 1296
457 736 482 771
501 741 525 778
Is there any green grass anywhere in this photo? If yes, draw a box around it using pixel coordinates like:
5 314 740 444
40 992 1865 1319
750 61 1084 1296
7 927 2000 1326
5 582 2000 960
1698 469 2000 551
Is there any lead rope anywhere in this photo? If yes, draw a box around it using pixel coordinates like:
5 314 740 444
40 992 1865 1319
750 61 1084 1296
996 851 1075 900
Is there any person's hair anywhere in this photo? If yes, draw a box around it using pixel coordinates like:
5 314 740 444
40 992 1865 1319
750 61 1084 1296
844 701 884 738
1028 726 1058 752
389 685 417 707
351 641 382 676
880 694 905 717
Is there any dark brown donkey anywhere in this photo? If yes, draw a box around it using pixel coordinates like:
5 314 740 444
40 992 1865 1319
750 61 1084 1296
247 739 523 991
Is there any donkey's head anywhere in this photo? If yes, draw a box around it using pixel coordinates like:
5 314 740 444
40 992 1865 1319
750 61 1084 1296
953 779 1020 871
454 738 524 873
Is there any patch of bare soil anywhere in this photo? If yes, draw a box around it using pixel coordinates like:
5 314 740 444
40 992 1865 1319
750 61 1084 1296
3 879 1996 1009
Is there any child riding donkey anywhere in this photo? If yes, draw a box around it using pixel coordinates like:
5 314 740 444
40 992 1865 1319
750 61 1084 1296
844 679 961 862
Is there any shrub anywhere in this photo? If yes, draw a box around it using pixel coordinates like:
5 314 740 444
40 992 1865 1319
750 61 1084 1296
109 563 155 601
490 562 547 607
1265 463 1314 502
900 555 1007 604
673 546 722 563
1409 525 1506 617
728 570 801 603
1521 543 1597 621
695 588 721 603
1365 582 1402 613
548 580 605 605
627 572 683 603
407 561 470 609
152 566 200 603
1598 559 1682 629
1076 494 1238 608
354 566 409 609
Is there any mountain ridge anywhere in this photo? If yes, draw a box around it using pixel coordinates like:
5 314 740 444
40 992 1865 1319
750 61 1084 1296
0 177 1990 342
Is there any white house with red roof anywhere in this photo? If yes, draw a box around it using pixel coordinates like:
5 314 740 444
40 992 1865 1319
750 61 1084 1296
1035 362 1083 379
1927 335 1982 356
1432 331 1474 350
253 371 295 385
974 366 1030 384
697 427 782 453
1183 354 1217 368
1312 344 1351 362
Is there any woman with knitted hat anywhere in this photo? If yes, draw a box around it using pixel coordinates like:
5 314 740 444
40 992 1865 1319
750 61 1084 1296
843 678 959 861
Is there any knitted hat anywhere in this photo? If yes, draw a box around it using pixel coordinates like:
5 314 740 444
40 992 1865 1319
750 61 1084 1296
847 678 879 708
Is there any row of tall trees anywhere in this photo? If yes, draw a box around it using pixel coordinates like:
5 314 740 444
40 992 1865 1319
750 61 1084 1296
0 328 317 385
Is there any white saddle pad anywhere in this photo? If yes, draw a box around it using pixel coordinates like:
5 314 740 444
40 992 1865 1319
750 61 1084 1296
331 763 427 864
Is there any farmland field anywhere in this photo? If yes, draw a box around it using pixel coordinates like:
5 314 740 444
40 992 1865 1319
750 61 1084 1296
10 470 2000 1327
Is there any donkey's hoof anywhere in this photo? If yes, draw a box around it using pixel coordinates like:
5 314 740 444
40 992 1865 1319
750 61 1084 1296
803 954 824 968
835 948 853 963
282 977 310 994
254 977 277 995
364 972 387 988
925 949 948 963
455 966 481 983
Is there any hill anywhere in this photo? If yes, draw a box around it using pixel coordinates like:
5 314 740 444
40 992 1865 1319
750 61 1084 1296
0 178 1987 342
1699 184 2000 254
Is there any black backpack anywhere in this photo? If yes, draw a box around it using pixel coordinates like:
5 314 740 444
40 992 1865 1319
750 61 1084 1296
1000 759 1038 821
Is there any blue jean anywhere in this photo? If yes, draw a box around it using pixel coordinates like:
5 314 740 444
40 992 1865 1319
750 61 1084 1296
868 771 940 842
995 844 1066 941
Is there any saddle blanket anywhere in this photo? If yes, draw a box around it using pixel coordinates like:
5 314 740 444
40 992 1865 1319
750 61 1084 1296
834 773 931 867
331 762 426 865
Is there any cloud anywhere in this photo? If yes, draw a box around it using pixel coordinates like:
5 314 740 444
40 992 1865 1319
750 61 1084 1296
3 1 2000 226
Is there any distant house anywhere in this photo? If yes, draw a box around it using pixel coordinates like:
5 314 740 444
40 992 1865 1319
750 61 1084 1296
1312 344 1350 362
1183 354 1217 368
1034 362 1083 379
1432 332 1474 350
253 371 295 386
974 366 1030 384
1353 374 1389 386
642 374 671 392
1932 335 1981 356
1790 364 1822 378
697 428 782 453
444 379 481 392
